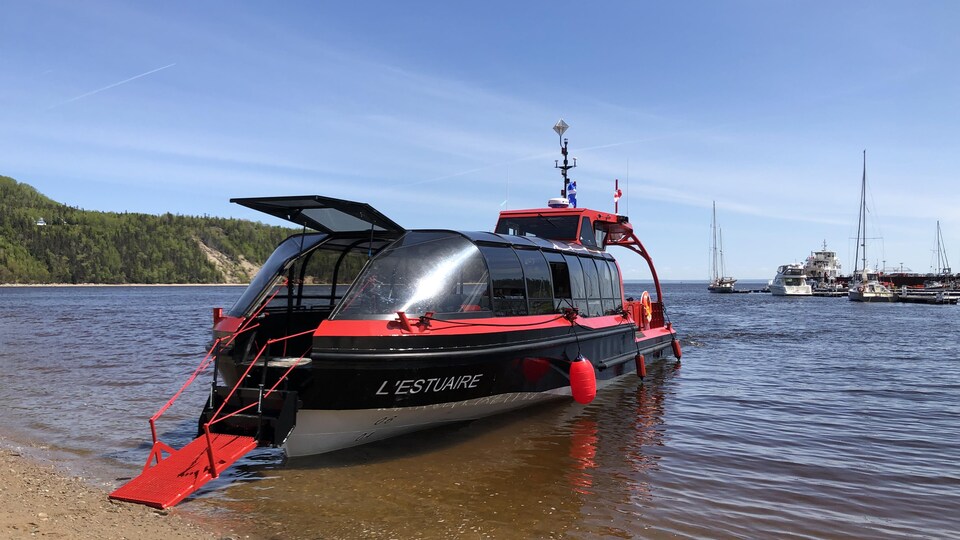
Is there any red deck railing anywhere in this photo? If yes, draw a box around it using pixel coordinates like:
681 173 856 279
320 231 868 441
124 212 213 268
111 285 314 508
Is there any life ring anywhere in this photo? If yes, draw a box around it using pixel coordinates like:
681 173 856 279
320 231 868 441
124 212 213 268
640 291 653 325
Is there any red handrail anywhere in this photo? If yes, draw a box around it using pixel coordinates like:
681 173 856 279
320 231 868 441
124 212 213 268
205 329 315 427
142 284 284 471
200 328 314 476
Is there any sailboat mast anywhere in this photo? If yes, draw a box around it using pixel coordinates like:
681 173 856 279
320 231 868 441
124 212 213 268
936 220 951 274
859 150 868 281
935 221 941 274
711 202 719 281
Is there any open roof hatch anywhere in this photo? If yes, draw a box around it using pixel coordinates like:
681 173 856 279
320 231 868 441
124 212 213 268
231 195 405 236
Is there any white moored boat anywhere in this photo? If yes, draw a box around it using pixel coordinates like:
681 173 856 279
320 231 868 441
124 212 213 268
769 264 812 296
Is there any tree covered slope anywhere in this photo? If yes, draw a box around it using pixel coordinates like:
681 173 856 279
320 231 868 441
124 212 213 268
0 175 295 284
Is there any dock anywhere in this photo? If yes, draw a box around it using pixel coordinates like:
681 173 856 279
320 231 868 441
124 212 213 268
756 287 960 302
896 291 959 305
813 290 847 297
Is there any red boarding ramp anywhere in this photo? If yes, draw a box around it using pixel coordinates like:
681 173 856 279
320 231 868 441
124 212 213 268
111 289 302 509
110 433 257 509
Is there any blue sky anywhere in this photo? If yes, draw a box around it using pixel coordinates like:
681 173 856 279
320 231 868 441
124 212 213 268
2 1 959 280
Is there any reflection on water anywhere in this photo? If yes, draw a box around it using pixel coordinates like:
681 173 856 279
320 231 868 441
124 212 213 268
196 361 679 540
566 418 598 495
2 284 959 538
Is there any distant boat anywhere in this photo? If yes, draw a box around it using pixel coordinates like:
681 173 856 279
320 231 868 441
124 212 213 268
769 264 813 296
848 151 897 302
708 201 737 293
803 240 842 288
923 220 952 290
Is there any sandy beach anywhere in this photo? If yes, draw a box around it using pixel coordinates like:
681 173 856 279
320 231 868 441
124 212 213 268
0 437 247 540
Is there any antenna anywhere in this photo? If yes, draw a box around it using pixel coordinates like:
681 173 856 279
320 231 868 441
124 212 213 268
553 119 576 198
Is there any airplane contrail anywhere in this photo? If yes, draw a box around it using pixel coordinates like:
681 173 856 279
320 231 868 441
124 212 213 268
47 63 176 110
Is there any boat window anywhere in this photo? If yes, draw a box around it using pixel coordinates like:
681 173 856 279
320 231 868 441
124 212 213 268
597 258 614 314
227 233 329 317
581 257 603 317
594 223 608 249
543 251 571 309
495 215 579 241
479 246 527 317
515 249 554 315
279 248 369 310
578 217 597 247
333 232 491 320
563 254 589 314
605 260 624 314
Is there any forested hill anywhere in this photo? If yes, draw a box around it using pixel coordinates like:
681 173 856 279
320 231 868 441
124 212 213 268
0 175 296 284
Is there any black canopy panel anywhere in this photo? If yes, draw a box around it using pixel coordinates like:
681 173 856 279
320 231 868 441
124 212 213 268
231 195 405 236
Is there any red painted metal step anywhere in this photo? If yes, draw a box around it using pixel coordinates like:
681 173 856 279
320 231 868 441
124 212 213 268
109 433 257 509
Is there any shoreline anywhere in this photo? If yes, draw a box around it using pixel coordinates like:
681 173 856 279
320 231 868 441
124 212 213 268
0 435 249 539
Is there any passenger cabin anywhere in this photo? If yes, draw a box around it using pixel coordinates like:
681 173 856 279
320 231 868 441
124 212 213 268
218 197 663 363
330 229 625 321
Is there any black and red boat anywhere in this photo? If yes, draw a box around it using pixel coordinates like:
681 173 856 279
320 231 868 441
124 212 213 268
111 123 681 508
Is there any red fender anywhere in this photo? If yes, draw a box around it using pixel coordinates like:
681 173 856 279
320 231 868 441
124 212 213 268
635 353 646 379
671 338 682 360
570 357 596 404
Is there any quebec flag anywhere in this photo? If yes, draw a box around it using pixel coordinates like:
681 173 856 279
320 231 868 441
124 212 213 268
567 181 577 208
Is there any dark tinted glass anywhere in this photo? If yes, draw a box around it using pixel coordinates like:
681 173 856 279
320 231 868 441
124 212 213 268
606 260 624 314
562 254 588 313
597 258 614 314
515 249 554 315
479 246 527 317
580 257 602 316
582 257 601 299
579 216 597 247
541 251 568 310
598 258 614 298
495 216 579 241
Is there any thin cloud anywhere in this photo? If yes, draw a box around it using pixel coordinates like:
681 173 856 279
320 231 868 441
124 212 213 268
47 63 176 110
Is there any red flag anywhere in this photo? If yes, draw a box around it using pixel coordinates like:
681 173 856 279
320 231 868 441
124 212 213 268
613 188 622 202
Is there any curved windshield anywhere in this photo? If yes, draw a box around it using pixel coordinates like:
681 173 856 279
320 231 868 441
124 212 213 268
227 233 328 317
332 232 491 320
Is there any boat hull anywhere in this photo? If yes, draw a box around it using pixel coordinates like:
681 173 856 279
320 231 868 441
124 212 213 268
708 284 737 293
769 285 812 296
848 290 897 302
284 391 565 456
282 346 669 456
228 324 676 457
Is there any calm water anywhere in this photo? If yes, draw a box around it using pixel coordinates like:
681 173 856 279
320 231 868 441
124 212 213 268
0 283 958 539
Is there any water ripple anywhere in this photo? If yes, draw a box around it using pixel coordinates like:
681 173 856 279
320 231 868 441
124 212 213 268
1 284 958 538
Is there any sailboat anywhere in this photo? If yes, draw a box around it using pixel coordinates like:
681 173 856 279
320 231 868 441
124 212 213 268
848 150 897 302
708 201 737 293
923 221 952 290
